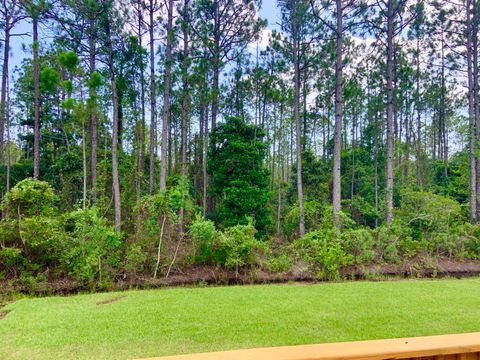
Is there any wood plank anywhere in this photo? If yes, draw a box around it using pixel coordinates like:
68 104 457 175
139 333 480 360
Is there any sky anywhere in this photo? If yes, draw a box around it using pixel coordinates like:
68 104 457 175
260 0 281 30
7 0 281 82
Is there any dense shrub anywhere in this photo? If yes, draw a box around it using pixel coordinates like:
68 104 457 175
342 228 375 264
0 247 25 278
188 216 266 272
395 190 465 257
284 200 323 237
292 228 352 280
454 223 480 259
190 214 217 263
343 196 379 228
373 225 401 263
61 209 123 286
130 190 177 275
125 244 148 275
0 179 62 277
4 173 480 288
3 178 55 216
18 215 64 267
213 219 266 272
265 252 292 273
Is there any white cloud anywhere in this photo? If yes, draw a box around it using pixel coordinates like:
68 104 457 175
248 28 273 52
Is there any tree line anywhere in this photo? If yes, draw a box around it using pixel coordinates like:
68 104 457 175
1 0 480 286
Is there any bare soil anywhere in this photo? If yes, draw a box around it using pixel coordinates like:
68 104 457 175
0 310 10 320
2 258 480 297
96 295 126 305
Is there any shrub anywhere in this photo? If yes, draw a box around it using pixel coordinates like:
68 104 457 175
0 247 25 277
3 178 56 217
343 196 379 228
456 223 480 259
293 228 352 280
132 191 176 274
395 190 464 257
19 215 64 267
284 200 323 237
61 208 122 286
167 179 192 215
0 219 17 245
190 214 217 263
265 252 292 273
125 244 148 275
374 225 400 263
398 236 430 258
213 219 266 273
342 228 375 264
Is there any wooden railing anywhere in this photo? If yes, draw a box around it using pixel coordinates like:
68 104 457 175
142 332 480 360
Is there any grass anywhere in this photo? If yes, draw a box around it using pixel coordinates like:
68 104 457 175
2 278 480 359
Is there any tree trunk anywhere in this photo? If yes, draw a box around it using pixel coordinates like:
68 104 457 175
179 0 190 232
332 0 343 226
292 4 305 237
415 36 422 187
106 22 121 231
89 16 97 204
211 3 220 131
6 76 10 193
277 101 284 236
33 16 41 180
0 20 10 166
82 116 87 210
473 0 480 218
302 74 307 150
137 0 146 201
203 96 209 216
385 0 395 224
440 29 448 180
374 111 379 228
467 0 477 221
149 0 157 194
351 113 356 200
198 93 204 203
159 0 174 191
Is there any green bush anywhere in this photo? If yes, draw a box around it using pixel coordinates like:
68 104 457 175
3 178 56 217
19 216 62 249
61 208 122 286
213 219 266 272
284 200 323 237
265 252 292 273
293 228 352 280
19 215 64 267
342 228 375 264
125 244 148 275
395 190 465 257
374 225 400 263
0 247 25 277
190 214 217 263
456 223 480 259
343 196 379 228
167 179 192 215
0 219 17 245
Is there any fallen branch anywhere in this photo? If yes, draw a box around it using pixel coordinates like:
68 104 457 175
153 216 167 279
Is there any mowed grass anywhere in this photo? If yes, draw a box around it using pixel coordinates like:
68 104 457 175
2 279 480 360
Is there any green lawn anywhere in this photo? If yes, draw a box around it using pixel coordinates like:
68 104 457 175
2 279 480 359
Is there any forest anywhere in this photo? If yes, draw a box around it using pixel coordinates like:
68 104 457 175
1 0 480 291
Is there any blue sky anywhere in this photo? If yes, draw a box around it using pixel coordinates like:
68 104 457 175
260 0 281 30
7 0 281 83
